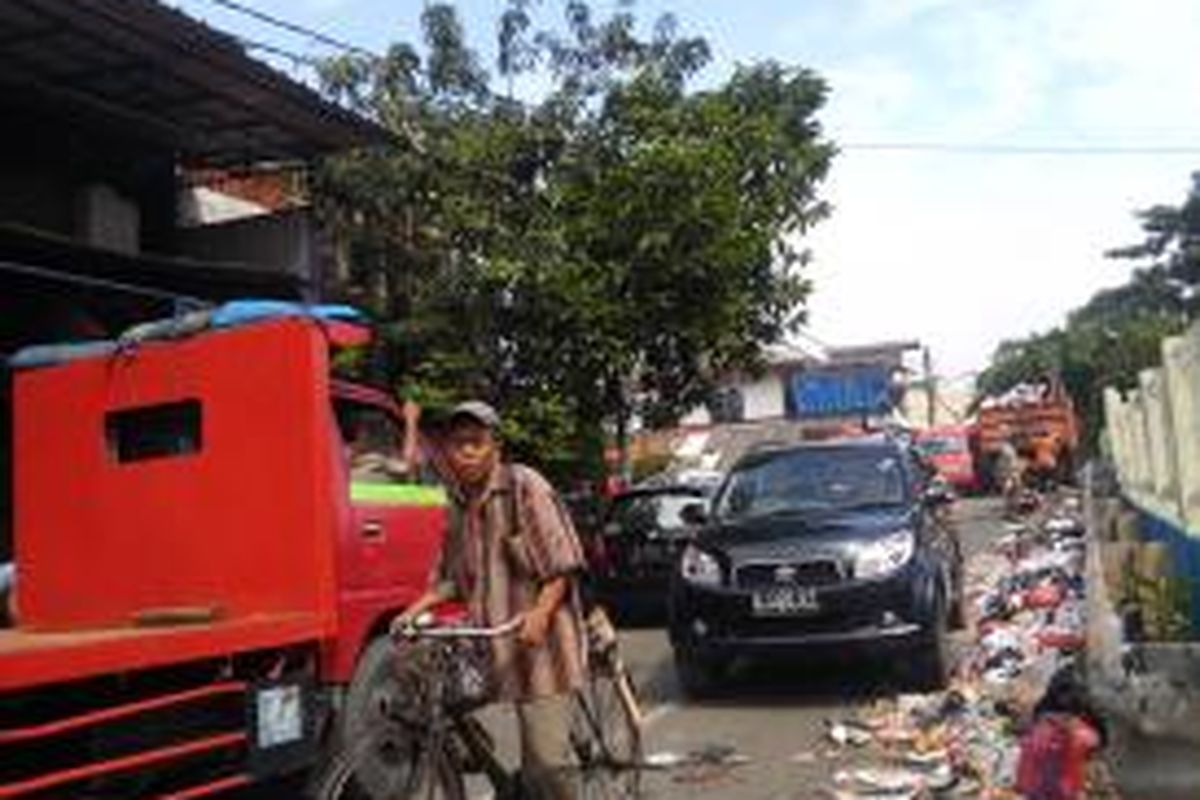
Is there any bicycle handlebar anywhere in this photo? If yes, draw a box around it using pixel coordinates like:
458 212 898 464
395 614 526 641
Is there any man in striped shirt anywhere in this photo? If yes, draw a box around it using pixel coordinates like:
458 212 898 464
398 400 587 799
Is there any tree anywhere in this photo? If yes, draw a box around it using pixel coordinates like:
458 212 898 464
312 2 833 483
1104 171 1200 316
978 175 1200 451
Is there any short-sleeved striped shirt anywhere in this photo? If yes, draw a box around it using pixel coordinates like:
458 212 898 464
432 463 588 701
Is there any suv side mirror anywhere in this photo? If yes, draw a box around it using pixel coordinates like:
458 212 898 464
923 483 954 507
680 502 709 527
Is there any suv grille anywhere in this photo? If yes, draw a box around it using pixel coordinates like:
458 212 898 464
735 559 844 588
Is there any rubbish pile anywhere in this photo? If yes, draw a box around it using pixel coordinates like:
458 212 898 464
820 493 1117 799
978 383 1060 409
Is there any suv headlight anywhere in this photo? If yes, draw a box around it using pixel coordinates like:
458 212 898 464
680 544 722 587
853 530 915 580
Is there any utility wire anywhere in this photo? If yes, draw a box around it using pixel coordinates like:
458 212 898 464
843 142 1200 156
206 0 378 57
201 4 1200 160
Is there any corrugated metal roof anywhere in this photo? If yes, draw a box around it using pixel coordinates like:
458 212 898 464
0 0 386 165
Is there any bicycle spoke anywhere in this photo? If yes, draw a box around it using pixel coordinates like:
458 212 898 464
570 672 644 799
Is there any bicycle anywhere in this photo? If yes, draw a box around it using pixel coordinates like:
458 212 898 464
314 607 644 800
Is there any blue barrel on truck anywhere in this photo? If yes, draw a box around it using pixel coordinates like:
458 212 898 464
789 366 895 418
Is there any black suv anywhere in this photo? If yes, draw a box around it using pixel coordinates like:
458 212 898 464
668 436 962 696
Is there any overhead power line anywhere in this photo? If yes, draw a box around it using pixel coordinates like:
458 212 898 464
0 260 206 308
842 142 1200 156
207 0 377 57
199 3 1200 162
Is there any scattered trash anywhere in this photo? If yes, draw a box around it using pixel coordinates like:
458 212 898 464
645 744 750 770
808 489 1113 799
827 720 874 747
644 751 687 769
789 750 819 765
664 743 752 785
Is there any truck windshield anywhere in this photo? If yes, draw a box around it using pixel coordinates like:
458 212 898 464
916 436 967 456
333 399 410 484
714 447 907 521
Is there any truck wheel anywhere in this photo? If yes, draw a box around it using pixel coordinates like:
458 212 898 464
674 648 727 699
333 636 426 799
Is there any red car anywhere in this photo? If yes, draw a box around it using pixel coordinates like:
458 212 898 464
915 425 980 494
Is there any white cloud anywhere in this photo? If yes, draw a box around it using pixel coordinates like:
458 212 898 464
787 0 1200 376
822 57 919 134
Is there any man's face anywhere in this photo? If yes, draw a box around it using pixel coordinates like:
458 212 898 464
446 419 497 487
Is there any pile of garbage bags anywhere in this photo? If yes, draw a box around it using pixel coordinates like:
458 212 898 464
823 493 1117 799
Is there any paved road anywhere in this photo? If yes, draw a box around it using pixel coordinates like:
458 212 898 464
619 497 1005 800
245 499 1006 798
465 498 1007 800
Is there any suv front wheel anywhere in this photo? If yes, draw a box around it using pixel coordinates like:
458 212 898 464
674 648 728 699
905 603 951 691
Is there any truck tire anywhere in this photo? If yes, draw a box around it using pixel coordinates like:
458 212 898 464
334 635 425 799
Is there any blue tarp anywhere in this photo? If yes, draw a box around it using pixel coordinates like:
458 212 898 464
209 300 364 328
8 300 368 370
789 366 894 418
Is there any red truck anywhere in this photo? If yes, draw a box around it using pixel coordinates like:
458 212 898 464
914 424 980 494
0 312 444 797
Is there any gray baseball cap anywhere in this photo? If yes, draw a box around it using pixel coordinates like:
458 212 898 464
448 400 501 429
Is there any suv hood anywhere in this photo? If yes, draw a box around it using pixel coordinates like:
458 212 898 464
697 507 914 562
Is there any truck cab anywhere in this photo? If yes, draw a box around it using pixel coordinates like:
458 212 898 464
327 380 445 681
0 309 445 797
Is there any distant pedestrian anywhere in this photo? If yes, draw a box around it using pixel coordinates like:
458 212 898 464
1030 433 1061 491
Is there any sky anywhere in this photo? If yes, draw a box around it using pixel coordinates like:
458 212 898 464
173 0 1200 382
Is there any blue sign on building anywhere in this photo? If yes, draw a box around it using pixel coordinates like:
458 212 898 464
789 366 894 418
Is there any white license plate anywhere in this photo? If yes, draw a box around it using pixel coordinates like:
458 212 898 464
751 586 820 616
256 684 303 749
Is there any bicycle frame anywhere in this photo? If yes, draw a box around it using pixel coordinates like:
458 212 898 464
324 612 644 800
397 617 527 798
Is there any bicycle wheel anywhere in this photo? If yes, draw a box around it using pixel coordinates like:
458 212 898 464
314 726 466 800
570 667 643 800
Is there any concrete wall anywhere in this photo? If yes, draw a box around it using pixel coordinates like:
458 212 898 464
1104 321 1200 628
742 373 786 420
1107 325 1200 522
174 208 317 288
679 371 786 426
901 385 974 428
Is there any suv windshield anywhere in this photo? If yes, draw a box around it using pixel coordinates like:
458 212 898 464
714 446 908 521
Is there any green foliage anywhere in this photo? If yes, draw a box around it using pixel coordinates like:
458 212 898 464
978 175 1200 451
632 451 675 483
312 2 833 484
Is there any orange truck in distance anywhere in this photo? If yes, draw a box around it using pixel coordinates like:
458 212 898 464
975 379 1080 490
